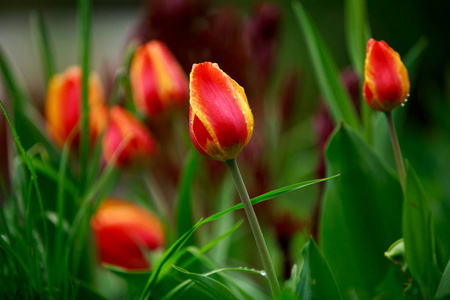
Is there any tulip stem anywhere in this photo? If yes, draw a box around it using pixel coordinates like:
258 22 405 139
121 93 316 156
226 158 280 299
385 111 405 191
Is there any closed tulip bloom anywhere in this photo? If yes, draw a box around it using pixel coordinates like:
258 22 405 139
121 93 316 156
363 39 410 112
102 106 157 168
189 62 254 162
45 66 106 147
91 198 165 270
130 41 188 116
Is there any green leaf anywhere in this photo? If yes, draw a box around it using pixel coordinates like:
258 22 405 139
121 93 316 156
344 0 371 78
384 239 408 273
202 174 339 224
78 0 91 192
176 151 199 240
403 162 441 299
30 11 56 83
0 44 59 162
292 1 361 131
320 123 403 299
172 266 240 300
436 258 450 298
139 174 338 299
296 239 343 300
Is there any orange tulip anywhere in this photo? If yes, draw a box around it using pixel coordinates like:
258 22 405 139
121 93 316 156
130 41 188 116
189 62 254 162
91 198 165 270
363 39 410 112
45 66 107 147
102 106 157 168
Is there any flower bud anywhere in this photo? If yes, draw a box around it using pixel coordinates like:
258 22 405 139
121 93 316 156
363 39 410 112
91 198 165 270
45 66 106 147
130 41 188 116
189 62 254 162
102 106 157 168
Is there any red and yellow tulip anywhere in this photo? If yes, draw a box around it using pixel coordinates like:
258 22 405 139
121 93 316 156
45 66 107 147
130 41 188 117
102 106 157 168
91 198 165 270
363 39 410 112
189 62 254 162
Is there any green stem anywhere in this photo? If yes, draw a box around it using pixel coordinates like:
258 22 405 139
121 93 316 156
79 0 90 192
362 98 373 144
385 111 405 191
226 158 280 299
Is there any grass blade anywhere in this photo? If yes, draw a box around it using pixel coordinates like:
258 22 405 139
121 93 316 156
344 0 371 78
175 151 198 240
78 0 91 192
292 1 361 131
30 11 56 83
172 265 240 300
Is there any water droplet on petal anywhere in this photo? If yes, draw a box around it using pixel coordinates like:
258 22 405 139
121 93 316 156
401 103 405 107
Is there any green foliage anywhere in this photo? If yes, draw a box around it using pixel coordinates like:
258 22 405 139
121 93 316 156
320 124 403 299
403 162 441 299
296 239 343 300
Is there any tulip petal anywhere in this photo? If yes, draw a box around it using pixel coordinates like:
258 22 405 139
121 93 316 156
190 62 253 160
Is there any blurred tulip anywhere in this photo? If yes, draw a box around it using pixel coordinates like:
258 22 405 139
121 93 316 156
45 66 106 147
91 198 165 270
363 39 410 112
189 62 254 162
102 106 157 168
130 41 188 117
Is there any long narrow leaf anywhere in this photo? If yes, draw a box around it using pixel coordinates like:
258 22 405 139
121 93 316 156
344 0 371 78
30 11 56 83
172 265 240 300
436 258 450 298
202 175 339 224
292 1 361 131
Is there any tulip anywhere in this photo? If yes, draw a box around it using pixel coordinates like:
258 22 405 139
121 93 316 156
189 62 254 162
45 66 107 147
363 39 410 112
130 41 188 116
102 106 157 168
91 198 165 270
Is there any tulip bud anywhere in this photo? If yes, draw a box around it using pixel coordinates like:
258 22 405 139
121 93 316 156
189 62 254 162
91 198 165 270
130 41 188 117
363 39 410 112
45 66 106 147
102 106 157 168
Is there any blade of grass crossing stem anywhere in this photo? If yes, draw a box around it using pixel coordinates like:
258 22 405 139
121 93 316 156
292 1 361 131
32 158 77 195
202 175 339 224
55 142 70 283
140 174 338 298
176 151 198 240
30 11 56 83
78 0 91 192
0 101 52 297
344 0 371 78
172 265 240 300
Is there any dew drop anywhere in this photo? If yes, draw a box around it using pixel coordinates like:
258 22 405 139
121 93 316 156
407 93 410 97
401 103 405 107
261 271 267 277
